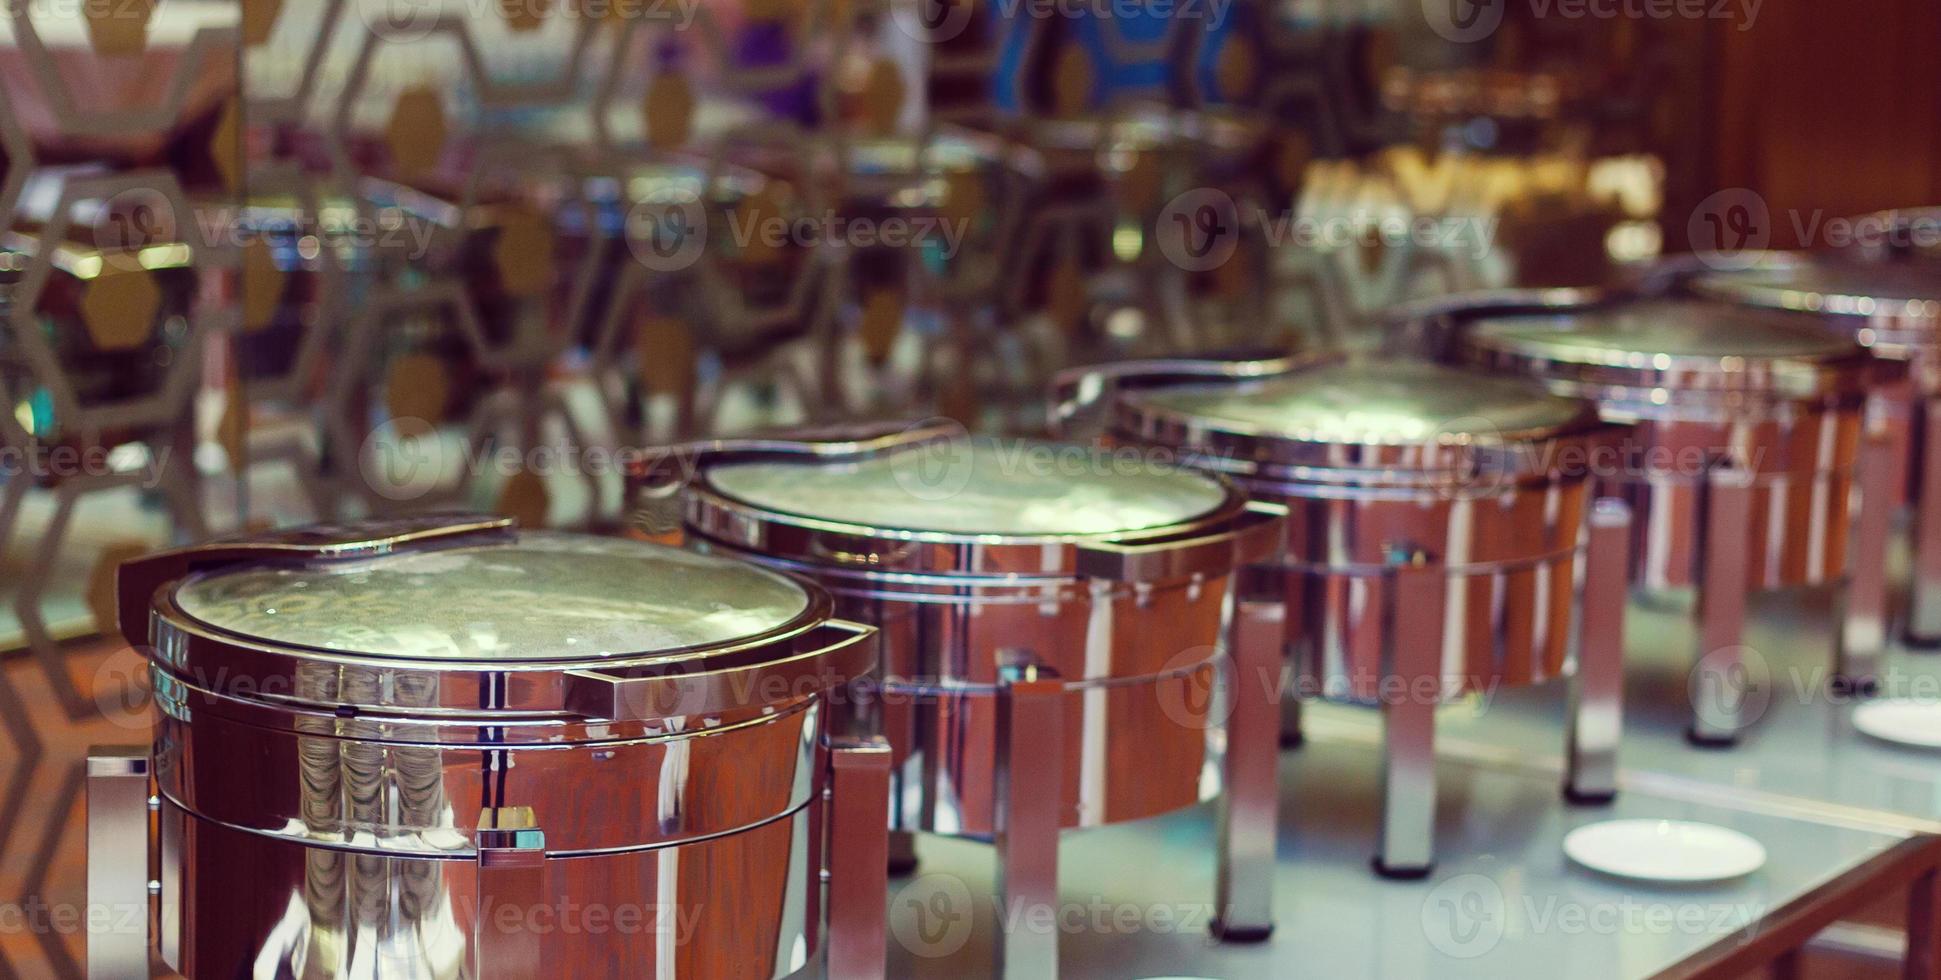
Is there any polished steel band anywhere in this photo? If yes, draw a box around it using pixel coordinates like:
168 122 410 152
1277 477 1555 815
680 475 1270 578
1239 463 1599 699
143 587 872 723
156 794 825 979
153 685 826 855
695 533 1233 836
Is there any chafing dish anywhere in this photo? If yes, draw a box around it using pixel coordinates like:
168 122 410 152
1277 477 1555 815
94 515 889 979
1449 297 1901 742
1054 354 1635 877
629 423 1288 974
1690 255 1941 645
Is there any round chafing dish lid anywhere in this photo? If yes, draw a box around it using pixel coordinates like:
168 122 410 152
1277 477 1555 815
1121 360 1598 449
1466 300 1860 364
1690 255 1941 316
172 531 811 663
703 437 1230 537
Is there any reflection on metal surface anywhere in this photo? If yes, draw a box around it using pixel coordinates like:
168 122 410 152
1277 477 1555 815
659 431 1285 970
1452 295 1901 737
1097 353 1633 872
98 517 887 977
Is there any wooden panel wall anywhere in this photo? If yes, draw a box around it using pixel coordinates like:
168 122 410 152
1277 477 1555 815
1704 0 1941 247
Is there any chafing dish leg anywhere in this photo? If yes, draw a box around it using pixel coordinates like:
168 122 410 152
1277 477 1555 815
1909 397 1941 648
1280 697 1304 748
1374 562 1443 878
473 815 547 980
1566 500 1631 804
995 658 1065 979
87 747 152 980
1230 569 1300 748
827 736 892 980
1690 465 1754 747
1837 434 1896 692
887 830 919 876
1214 574 1283 942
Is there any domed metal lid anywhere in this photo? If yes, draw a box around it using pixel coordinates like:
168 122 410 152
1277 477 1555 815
1691 254 1940 311
1459 299 1883 400
174 531 811 663
1128 360 1595 446
124 517 872 724
664 426 1279 579
1687 253 1941 361
705 437 1230 538
1107 356 1613 485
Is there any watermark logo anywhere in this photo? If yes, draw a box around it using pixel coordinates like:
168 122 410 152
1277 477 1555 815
888 418 977 503
1423 873 1509 958
92 186 180 265
892 0 1231 43
93 646 154 730
359 416 448 501
1425 0 1758 42
1689 644 1772 737
362 0 443 42
1687 188 1771 271
625 189 709 273
1153 645 1230 731
891 873 976 958
891 0 975 44
1422 0 1506 43
1157 188 1241 273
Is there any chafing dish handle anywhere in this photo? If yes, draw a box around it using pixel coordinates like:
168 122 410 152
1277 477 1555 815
627 419 967 488
825 736 891 980
1074 501 1288 583
560 620 878 721
1046 354 1303 437
86 747 153 980
114 515 516 649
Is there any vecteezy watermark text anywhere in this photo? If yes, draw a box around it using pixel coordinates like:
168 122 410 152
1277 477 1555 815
893 0 1230 44
1421 0 1760 44
1423 874 1766 959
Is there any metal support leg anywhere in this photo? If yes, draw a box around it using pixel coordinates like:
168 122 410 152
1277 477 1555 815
886 830 919 876
1910 397 1941 647
1838 434 1896 692
1279 696 1304 748
1227 567 1300 748
1690 465 1754 747
995 658 1065 980
827 736 892 980
1374 559 1444 878
474 810 546 980
87 747 152 980
1567 499 1632 804
1214 571 1282 942
1909 861 1941 980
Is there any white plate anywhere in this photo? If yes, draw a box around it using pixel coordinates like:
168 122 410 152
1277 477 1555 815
1853 699 1941 749
1563 820 1766 883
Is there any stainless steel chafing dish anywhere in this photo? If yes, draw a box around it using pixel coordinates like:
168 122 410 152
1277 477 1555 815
628 423 1287 974
1690 255 1941 645
1447 296 1902 743
1054 354 1635 878
92 515 890 979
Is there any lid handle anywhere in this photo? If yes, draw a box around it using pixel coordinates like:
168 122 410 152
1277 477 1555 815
561 619 877 721
626 419 966 518
1046 352 1304 438
115 514 515 648
1074 500 1287 582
